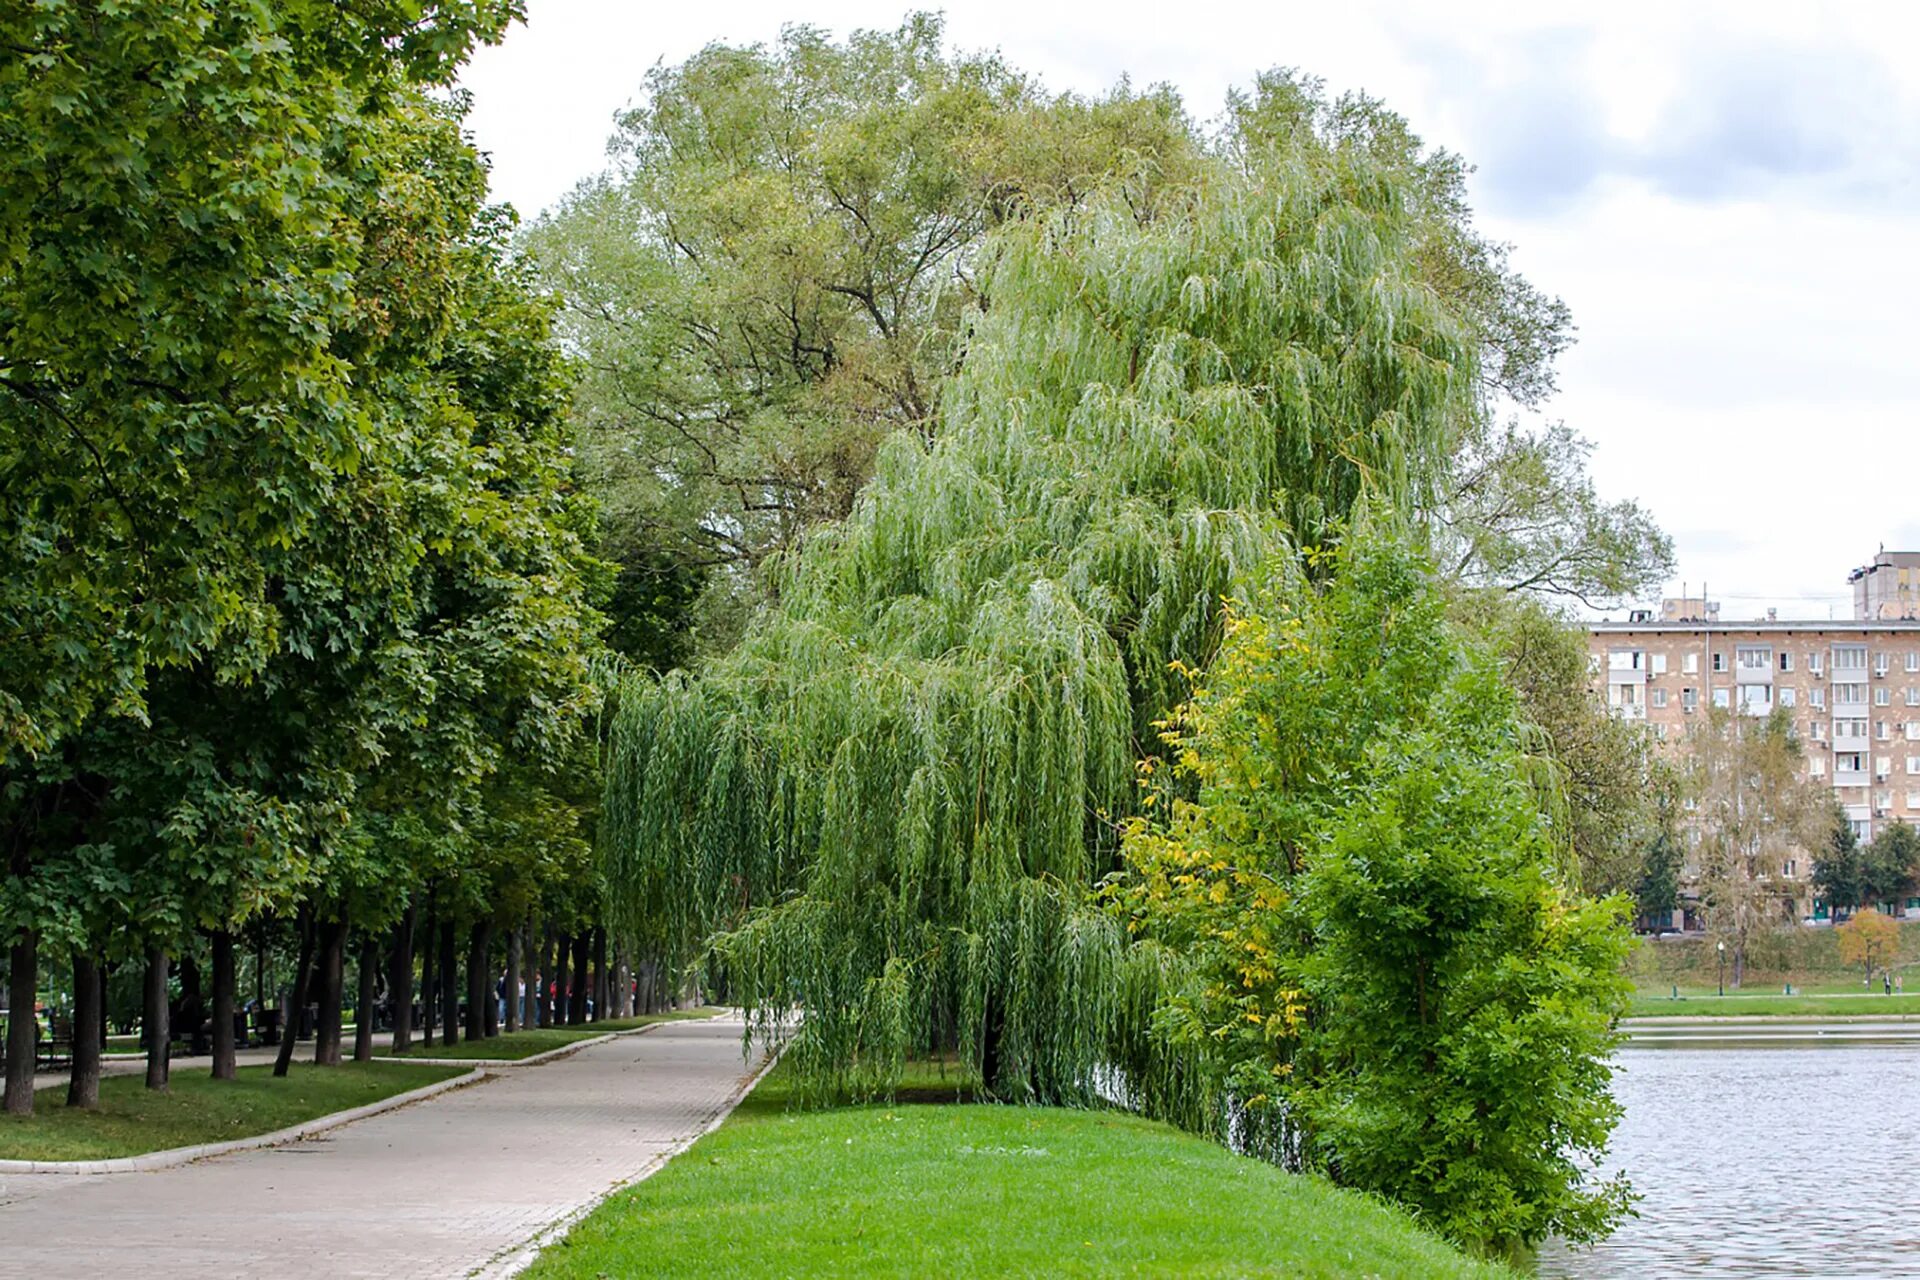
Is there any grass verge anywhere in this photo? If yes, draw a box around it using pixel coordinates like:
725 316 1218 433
522 1062 1512 1279
1627 992 1920 1018
391 1007 727 1060
0 1060 464 1162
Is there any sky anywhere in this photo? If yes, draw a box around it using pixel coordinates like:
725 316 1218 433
459 1 1920 621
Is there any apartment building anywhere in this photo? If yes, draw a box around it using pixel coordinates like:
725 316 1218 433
1853 551 1920 621
1587 612 1920 922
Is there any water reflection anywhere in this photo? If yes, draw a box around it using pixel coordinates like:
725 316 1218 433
1537 1028 1920 1278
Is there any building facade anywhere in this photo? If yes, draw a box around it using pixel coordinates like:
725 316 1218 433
1852 551 1920 621
1587 614 1920 922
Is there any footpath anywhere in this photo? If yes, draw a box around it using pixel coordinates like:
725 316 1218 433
0 1014 770 1278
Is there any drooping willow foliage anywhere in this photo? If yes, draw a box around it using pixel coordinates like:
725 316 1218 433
600 139 1478 1105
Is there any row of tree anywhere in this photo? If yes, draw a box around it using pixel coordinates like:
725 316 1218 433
0 3 643 1113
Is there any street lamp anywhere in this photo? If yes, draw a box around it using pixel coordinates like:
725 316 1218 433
1717 939 1726 997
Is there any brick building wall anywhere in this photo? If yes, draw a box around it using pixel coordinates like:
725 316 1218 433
1586 619 1920 922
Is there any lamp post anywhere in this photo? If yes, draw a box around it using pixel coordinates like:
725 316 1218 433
1717 939 1726 997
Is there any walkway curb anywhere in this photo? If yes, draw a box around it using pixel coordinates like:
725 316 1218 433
472 1027 786 1279
0 1067 486 1175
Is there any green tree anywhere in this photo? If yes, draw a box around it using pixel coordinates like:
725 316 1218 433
1113 535 1632 1251
0 1 609 1111
1814 806 1867 919
1864 820 1920 907
1455 591 1658 894
529 15 1203 643
603 105 1512 1107
1635 776 1685 931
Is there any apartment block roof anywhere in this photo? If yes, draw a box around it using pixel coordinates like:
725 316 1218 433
1590 618 1920 634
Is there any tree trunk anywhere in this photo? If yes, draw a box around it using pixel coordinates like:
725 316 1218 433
438 918 459 1049
551 932 570 1028
465 920 488 1042
541 929 559 1027
505 930 521 1033
616 944 633 1019
314 916 345 1066
521 916 537 1031
178 952 205 1055
144 945 171 1090
592 928 609 1023
3 929 37 1115
389 904 415 1054
419 900 437 1048
211 930 237 1081
569 933 589 1025
354 932 379 1062
273 912 317 1077
67 951 102 1108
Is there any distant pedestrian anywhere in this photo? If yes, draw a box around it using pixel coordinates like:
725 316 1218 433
1887 972 1894 996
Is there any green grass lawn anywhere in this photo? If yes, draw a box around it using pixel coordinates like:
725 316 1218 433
392 1007 726 1060
523 1063 1513 1280
1627 991 1920 1018
0 1060 464 1162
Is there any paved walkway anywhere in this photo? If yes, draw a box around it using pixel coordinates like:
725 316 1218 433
0 1015 769 1278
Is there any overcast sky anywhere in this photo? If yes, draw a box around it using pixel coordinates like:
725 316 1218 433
460 1 1920 621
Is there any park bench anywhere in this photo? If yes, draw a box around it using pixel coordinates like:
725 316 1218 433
35 1013 72 1072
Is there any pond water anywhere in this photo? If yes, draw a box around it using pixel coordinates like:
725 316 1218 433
1536 1023 1920 1278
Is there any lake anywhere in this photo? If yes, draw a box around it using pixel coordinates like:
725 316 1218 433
1536 1022 1920 1278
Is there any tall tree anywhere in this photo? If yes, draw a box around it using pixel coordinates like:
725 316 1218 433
1689 707 1831 985
1112 535 1632 1251
528 14 1204 645
603 117 1483 1104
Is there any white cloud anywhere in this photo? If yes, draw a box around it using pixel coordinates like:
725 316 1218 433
459 0 1920 620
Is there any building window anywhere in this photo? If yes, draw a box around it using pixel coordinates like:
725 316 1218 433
1839 752 1864 773
1879 721 1892 740
1909 722 1920 742
1683 653 1699 674
1737 646 1771 672
1682 687 1698 710
1907 651 1919 673
1835 683 1868 705
1910 790 1920 810
1876 653 1892 676
1813 720 1828 740
1907 756 1920 776
1836 645 1868 672
1713 688 1731 708
1780 651 1795 672
1809 653 1825 675
1651 688 1668 708
1783 860 1797 879
1877 758 1893 780
1651 652 1668 674
1780 687 1797 707
1812 688 1827 709
1907 688 1920 707
1652 722 1669 741
1877 687 1891 706
1740 685 1772 710
1810 757 1828 777
1712 652 1727 672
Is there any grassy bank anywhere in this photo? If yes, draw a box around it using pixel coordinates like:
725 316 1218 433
0 1061 464 1162
390 1007 726 1060
1629 922 1920 995
524 1064 1512 1280
1627 991 1920 1018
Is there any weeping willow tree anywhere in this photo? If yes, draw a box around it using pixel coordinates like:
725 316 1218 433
601 129 1479 1104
